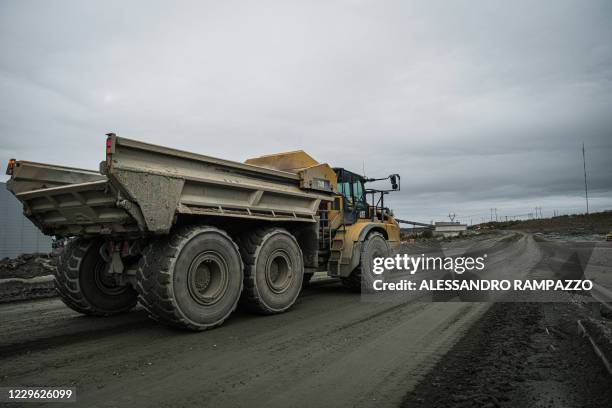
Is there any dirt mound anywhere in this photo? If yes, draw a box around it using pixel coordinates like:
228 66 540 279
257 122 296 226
486 210 612 235
0 253 57 280
0 253 58 303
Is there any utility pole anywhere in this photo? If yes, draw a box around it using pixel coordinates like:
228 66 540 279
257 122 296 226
535 207 542 219
494 208 498 222
582 142 589 214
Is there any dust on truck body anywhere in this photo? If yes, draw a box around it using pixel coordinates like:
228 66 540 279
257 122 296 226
6 134 401 330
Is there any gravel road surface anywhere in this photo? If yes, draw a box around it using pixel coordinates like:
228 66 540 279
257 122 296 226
0 232 579 408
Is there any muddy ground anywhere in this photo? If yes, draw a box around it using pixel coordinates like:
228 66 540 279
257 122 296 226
0 232 610 407
402 302 612 408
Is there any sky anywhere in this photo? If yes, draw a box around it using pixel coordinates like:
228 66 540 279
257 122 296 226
1 0 611 224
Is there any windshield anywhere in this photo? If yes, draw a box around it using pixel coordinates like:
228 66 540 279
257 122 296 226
335 169 367 211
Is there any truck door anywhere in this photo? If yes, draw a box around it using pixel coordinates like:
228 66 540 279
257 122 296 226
336 169 367 225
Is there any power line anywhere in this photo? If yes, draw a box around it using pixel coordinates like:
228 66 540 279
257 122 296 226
534 206 543 219
490 208 498 222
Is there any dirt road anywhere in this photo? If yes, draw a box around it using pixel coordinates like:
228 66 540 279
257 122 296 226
0 232 547 408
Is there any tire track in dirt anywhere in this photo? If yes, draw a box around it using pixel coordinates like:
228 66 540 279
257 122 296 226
0 232 539 408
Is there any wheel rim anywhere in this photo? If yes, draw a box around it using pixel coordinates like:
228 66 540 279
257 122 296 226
370 249 387 268
93 259 127 296
265 249 293 294
187 251 229 306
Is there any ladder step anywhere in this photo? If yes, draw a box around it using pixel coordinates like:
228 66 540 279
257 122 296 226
331 241 344 250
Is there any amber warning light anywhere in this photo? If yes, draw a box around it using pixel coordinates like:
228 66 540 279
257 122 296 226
6 158 16 176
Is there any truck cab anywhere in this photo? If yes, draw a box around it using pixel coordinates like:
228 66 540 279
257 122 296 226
333 168 369 225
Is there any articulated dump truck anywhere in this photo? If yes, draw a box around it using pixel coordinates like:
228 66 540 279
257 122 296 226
6 134 401 330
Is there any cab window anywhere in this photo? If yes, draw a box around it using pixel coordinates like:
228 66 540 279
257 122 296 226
352 181 364 203
339 182 352 204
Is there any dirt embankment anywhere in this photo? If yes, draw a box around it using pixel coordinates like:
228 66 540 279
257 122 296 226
0 253 57 303
486 210 612 235
0 253 57 280
402 302 612 408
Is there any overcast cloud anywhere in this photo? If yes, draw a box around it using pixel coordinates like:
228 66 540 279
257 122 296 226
1 0 611 223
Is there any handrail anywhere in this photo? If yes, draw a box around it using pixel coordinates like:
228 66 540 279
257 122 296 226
319 208 343 250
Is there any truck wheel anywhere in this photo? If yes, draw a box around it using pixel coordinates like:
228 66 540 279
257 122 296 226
55 238 137 316
136 226 243 331
238 228 304 314
341 232 389 293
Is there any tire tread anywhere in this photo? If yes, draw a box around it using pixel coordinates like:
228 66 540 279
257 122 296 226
341 232 386 292
55 238 136 316
135 225 242 331
236 227 302 314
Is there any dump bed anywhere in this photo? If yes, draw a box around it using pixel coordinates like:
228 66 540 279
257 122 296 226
7 135 335 237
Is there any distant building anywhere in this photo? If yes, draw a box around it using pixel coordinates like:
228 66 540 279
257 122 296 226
0 182 52 258
433 221 468 238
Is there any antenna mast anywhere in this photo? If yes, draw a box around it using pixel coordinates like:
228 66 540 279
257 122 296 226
582 143 589 214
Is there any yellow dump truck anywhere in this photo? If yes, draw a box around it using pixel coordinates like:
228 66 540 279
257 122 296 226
6 134 401 330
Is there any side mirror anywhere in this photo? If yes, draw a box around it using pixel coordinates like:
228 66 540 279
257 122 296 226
390 174 399 190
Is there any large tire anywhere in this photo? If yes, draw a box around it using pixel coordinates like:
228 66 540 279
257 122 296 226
55 238 137 316
136 225 243 331
341 232 390 293
237 228 304 314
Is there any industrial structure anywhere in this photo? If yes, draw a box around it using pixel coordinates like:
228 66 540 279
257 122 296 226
0 181 52 258
433 221 468 238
